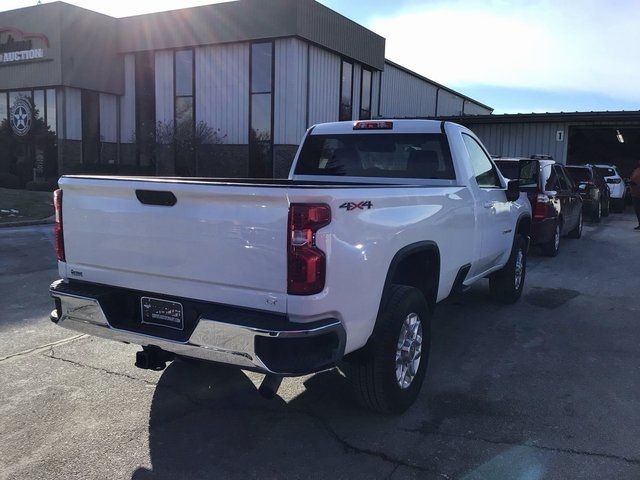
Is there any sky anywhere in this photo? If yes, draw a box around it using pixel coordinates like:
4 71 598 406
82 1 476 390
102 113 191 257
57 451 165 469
2 0 639 114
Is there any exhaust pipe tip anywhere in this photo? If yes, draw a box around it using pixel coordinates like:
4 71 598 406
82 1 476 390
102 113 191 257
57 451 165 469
258 374 283 399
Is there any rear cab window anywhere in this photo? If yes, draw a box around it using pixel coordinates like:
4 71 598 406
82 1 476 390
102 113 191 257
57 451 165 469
294 133 455 180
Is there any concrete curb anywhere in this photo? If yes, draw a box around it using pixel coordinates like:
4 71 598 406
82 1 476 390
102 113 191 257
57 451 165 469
0 215 55 228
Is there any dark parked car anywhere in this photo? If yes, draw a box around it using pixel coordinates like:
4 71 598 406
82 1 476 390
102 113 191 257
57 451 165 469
565 165 611 222
496 158 583 256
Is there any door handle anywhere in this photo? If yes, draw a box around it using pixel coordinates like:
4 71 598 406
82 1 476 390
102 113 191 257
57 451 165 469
483 202 495 209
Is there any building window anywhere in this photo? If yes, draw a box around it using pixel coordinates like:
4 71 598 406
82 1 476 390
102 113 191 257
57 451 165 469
81 90 100 164
0 92 6 123
339 60 353 121
135 51 156 167
46 89 57 134
360 68 373 120
249 42 273 178
174 49 195 176
0 89 58 184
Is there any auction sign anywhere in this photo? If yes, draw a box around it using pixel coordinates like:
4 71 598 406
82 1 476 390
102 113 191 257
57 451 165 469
0 27 49 65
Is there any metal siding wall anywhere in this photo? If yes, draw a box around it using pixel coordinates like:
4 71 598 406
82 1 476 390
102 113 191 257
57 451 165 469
99 93 118 143
120 54 136 143
64 87 82 141
155 50 174 127
308 45 340 126
274 38 308 145
195 42 249 144
463 102 492 115
371 70 380 118
437 89 464 116
352 63 361 121
469 122 569 163
380 63 437 118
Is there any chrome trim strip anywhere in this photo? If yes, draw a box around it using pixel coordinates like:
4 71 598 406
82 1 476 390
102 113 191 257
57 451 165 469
50 282 342 375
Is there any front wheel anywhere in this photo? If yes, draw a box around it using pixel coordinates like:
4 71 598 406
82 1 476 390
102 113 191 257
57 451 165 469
489 234 527 304
602 198 610 217
345 285 430 414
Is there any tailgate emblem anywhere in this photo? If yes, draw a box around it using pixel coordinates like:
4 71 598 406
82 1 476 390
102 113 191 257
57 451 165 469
339 201 373 211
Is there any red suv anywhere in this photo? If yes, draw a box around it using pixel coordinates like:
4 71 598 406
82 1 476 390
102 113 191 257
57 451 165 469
496 158 583 256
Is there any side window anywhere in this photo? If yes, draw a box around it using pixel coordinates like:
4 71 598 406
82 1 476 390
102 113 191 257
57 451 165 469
462 134 501 188
559 166 574 190
555 166 569 190
544 165 559 191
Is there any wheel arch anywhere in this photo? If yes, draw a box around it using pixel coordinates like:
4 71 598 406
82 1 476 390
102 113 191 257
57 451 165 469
378 241 441 314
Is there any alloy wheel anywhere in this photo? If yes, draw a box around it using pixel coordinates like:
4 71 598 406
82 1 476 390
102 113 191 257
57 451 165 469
514 248 524 290
395 313 423 389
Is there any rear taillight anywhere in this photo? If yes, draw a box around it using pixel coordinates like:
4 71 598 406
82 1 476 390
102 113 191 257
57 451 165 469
532 193 550 220
53 189 65 261
287 204 331 295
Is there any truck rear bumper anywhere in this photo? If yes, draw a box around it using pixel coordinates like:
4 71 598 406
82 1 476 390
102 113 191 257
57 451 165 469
50 280 345 376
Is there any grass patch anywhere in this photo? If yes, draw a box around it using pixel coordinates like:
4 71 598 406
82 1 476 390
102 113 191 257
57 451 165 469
0 187 54 224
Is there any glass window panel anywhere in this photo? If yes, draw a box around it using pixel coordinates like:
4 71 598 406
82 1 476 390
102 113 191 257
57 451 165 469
295 133 455 179
340 61 353 121
175 96 194 131
462 134 501 188
251 93 271 141
9 91 30 107
33 90 45 120
251 43 272 93
175 50 193 97
46 89 56 133
360 69 372 120
0 92 7 122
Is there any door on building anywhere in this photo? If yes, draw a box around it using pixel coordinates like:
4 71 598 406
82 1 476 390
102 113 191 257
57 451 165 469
0 89 58 188
568 126 640 178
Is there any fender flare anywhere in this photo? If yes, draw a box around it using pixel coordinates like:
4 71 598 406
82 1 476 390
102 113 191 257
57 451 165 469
378 240 441 315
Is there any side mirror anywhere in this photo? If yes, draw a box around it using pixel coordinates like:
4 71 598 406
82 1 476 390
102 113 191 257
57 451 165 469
506 180 520 202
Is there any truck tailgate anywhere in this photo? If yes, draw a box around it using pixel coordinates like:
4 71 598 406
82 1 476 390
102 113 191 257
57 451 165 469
59 177 289 313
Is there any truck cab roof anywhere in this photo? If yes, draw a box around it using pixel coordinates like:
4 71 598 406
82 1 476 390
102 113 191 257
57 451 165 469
309 119 447 136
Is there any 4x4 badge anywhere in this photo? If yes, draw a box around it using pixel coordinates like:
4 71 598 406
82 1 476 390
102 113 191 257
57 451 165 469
339 201 373 211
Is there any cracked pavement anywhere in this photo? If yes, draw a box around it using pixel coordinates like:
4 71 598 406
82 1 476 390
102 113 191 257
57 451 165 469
1 215 640 480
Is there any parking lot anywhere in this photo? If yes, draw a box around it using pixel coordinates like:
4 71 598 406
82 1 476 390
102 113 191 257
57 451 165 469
1 213 639 480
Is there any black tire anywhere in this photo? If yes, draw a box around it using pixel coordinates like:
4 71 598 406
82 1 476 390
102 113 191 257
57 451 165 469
592 202 602 223
567 211 583 239
345 285 430 414
489 234 527 304
602 198 610 217
540 220 561 257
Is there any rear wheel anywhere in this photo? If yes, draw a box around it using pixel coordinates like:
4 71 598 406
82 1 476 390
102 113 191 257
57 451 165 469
592 201 602 223
568 211 583 239
602 198 610 217
540 220 561 257
490 234 527 304
345 285 430 414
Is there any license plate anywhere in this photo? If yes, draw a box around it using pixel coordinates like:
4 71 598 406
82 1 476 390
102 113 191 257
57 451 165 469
140 297 184 330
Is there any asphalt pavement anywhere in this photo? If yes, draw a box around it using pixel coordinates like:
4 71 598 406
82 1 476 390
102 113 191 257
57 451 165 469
1 214 639 480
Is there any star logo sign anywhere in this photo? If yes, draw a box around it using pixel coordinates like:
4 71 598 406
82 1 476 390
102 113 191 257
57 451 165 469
13 106 28 129
10 98 32 136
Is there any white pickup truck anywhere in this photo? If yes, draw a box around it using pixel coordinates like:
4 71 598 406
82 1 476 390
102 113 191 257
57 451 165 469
50 120 531 413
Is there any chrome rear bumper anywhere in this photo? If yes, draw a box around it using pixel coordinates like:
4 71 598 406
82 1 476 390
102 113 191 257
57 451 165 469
50 280 345 376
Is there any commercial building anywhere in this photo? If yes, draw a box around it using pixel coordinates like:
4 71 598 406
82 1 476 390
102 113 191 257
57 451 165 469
0 0 491 186
450 111 640 177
